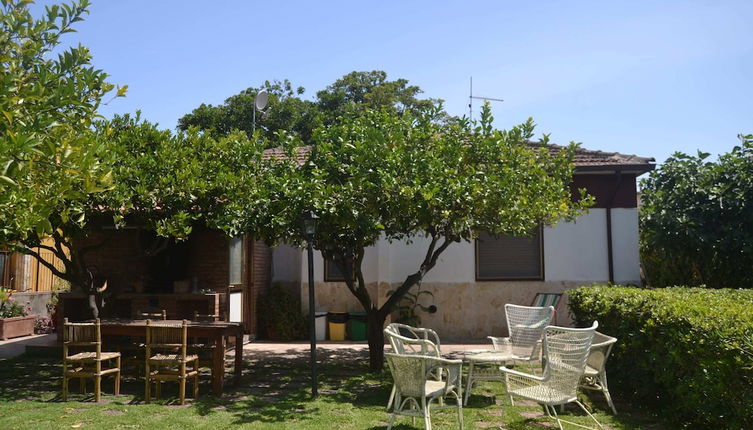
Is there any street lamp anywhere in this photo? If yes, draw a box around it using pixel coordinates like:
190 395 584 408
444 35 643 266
303 209 319 398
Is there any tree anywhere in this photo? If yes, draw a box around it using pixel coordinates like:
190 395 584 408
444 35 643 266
315 70 441 124
178 79 320 146
0 0 126 314
251 103 592 370
178 71 443 145
640 134 753 288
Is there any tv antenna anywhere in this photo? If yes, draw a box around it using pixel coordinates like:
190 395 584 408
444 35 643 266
468 76 504 120
252 89 268 134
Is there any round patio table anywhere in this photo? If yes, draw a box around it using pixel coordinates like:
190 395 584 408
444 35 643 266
462 349 515 405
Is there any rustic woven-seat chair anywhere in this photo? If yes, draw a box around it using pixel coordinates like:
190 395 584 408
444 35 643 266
145 319 199 405
384 323 442 410
62 318 121 402
385 353 463 430
580 331 618 414
487 304 554 362
500 322 602 430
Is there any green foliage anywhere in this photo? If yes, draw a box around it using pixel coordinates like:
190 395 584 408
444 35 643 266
569 285 753 428
178 79 320 146
178 71 443 146
0 0 124 244
386 284 435 326
640 135 753 287
0 287 29 318
250 102 592 369
257 284 306 341
98 113 268 239
315 70 442 124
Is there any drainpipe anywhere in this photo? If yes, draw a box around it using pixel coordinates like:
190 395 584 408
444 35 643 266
606 171 623 284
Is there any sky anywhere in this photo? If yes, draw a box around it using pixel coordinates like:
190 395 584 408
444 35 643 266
37 0 753 165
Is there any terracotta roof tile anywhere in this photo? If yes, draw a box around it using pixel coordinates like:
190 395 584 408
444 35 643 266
263 142 655 172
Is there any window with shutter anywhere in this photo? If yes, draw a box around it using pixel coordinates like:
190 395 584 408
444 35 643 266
324 258 354 282
475 227 544 280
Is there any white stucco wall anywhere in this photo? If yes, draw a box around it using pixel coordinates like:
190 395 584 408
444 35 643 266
544 210 609 282
274 207 643 337
610 208 641 284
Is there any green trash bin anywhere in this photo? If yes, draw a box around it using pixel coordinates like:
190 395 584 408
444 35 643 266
347 312 367 341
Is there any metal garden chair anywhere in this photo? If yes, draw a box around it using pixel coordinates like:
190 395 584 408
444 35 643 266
384 323 442 410
580 331 618 414
487 304 555 362
385 353 463 430
500 322 603 430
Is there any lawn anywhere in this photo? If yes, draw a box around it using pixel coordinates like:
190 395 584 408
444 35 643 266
0 346 668 429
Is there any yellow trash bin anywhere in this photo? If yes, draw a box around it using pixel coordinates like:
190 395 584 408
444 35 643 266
327 312 348 341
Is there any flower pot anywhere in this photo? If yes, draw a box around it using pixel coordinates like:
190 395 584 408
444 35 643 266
0 315 36 340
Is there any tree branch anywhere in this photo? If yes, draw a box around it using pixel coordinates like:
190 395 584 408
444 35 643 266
24 247 70 281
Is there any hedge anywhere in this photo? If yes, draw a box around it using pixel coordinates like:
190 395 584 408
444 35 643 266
568 286 753 429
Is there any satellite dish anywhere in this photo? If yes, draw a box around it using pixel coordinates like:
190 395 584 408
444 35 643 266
255 89 268 111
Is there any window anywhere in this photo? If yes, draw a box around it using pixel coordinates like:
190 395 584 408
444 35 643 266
475 227 544 280
228 236 243 285
324 258 354 282
0 251 10 287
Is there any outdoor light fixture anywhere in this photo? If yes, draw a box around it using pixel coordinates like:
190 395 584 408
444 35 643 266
302 209 319 398
303 209 318 239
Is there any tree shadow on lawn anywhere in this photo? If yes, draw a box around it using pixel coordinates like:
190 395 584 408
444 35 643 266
1 347 668 429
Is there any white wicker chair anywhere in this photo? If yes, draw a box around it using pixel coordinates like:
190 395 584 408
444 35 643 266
384 323 442 410
500 322 603 430
580 331 618 414
488 304 554 361
385 353 463 430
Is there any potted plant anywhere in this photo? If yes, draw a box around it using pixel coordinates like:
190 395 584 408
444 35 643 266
388 284 437 333
258 284 306 341
0 288 35 340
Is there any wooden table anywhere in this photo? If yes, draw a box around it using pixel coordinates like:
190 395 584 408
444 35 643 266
98 319 244 395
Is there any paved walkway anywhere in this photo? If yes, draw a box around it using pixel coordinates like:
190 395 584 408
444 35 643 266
241 340 493 362
0 335 493 361
0 333 57 359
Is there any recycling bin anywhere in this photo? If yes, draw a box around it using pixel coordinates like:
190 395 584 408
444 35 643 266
327 312 348 341
347 312 367 341
315 312 327 341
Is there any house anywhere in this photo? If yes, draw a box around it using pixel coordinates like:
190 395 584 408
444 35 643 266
272 144 655 339
53 227 272 335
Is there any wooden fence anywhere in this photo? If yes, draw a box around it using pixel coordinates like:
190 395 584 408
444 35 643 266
27 249 66 292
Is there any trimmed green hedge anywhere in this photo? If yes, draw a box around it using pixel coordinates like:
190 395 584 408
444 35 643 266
569 286 753 429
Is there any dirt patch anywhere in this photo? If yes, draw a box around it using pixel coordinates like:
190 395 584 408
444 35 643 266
520 410 545 419
103 409 124 416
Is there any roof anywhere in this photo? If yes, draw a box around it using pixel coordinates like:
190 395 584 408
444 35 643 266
526 142 655 174
263 142 655 173
262 146 312 166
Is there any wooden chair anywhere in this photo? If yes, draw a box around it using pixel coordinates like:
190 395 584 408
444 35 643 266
62 318 121 402
145 319 199 405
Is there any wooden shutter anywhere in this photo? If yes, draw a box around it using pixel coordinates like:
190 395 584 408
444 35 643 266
324 258 352 282
475 228 543 280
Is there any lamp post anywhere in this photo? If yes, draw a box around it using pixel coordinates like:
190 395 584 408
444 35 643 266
303 209 319 398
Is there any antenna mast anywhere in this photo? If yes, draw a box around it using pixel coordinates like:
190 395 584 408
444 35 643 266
468 76 504 121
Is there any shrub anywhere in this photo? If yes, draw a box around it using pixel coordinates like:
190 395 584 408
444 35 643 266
569 285 753 428
640 136 753 288
258 284 307 341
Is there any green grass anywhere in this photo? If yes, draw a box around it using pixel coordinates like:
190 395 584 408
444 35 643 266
0 348 669 429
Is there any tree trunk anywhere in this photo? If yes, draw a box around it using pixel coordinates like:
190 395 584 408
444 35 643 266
366 309 387 371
